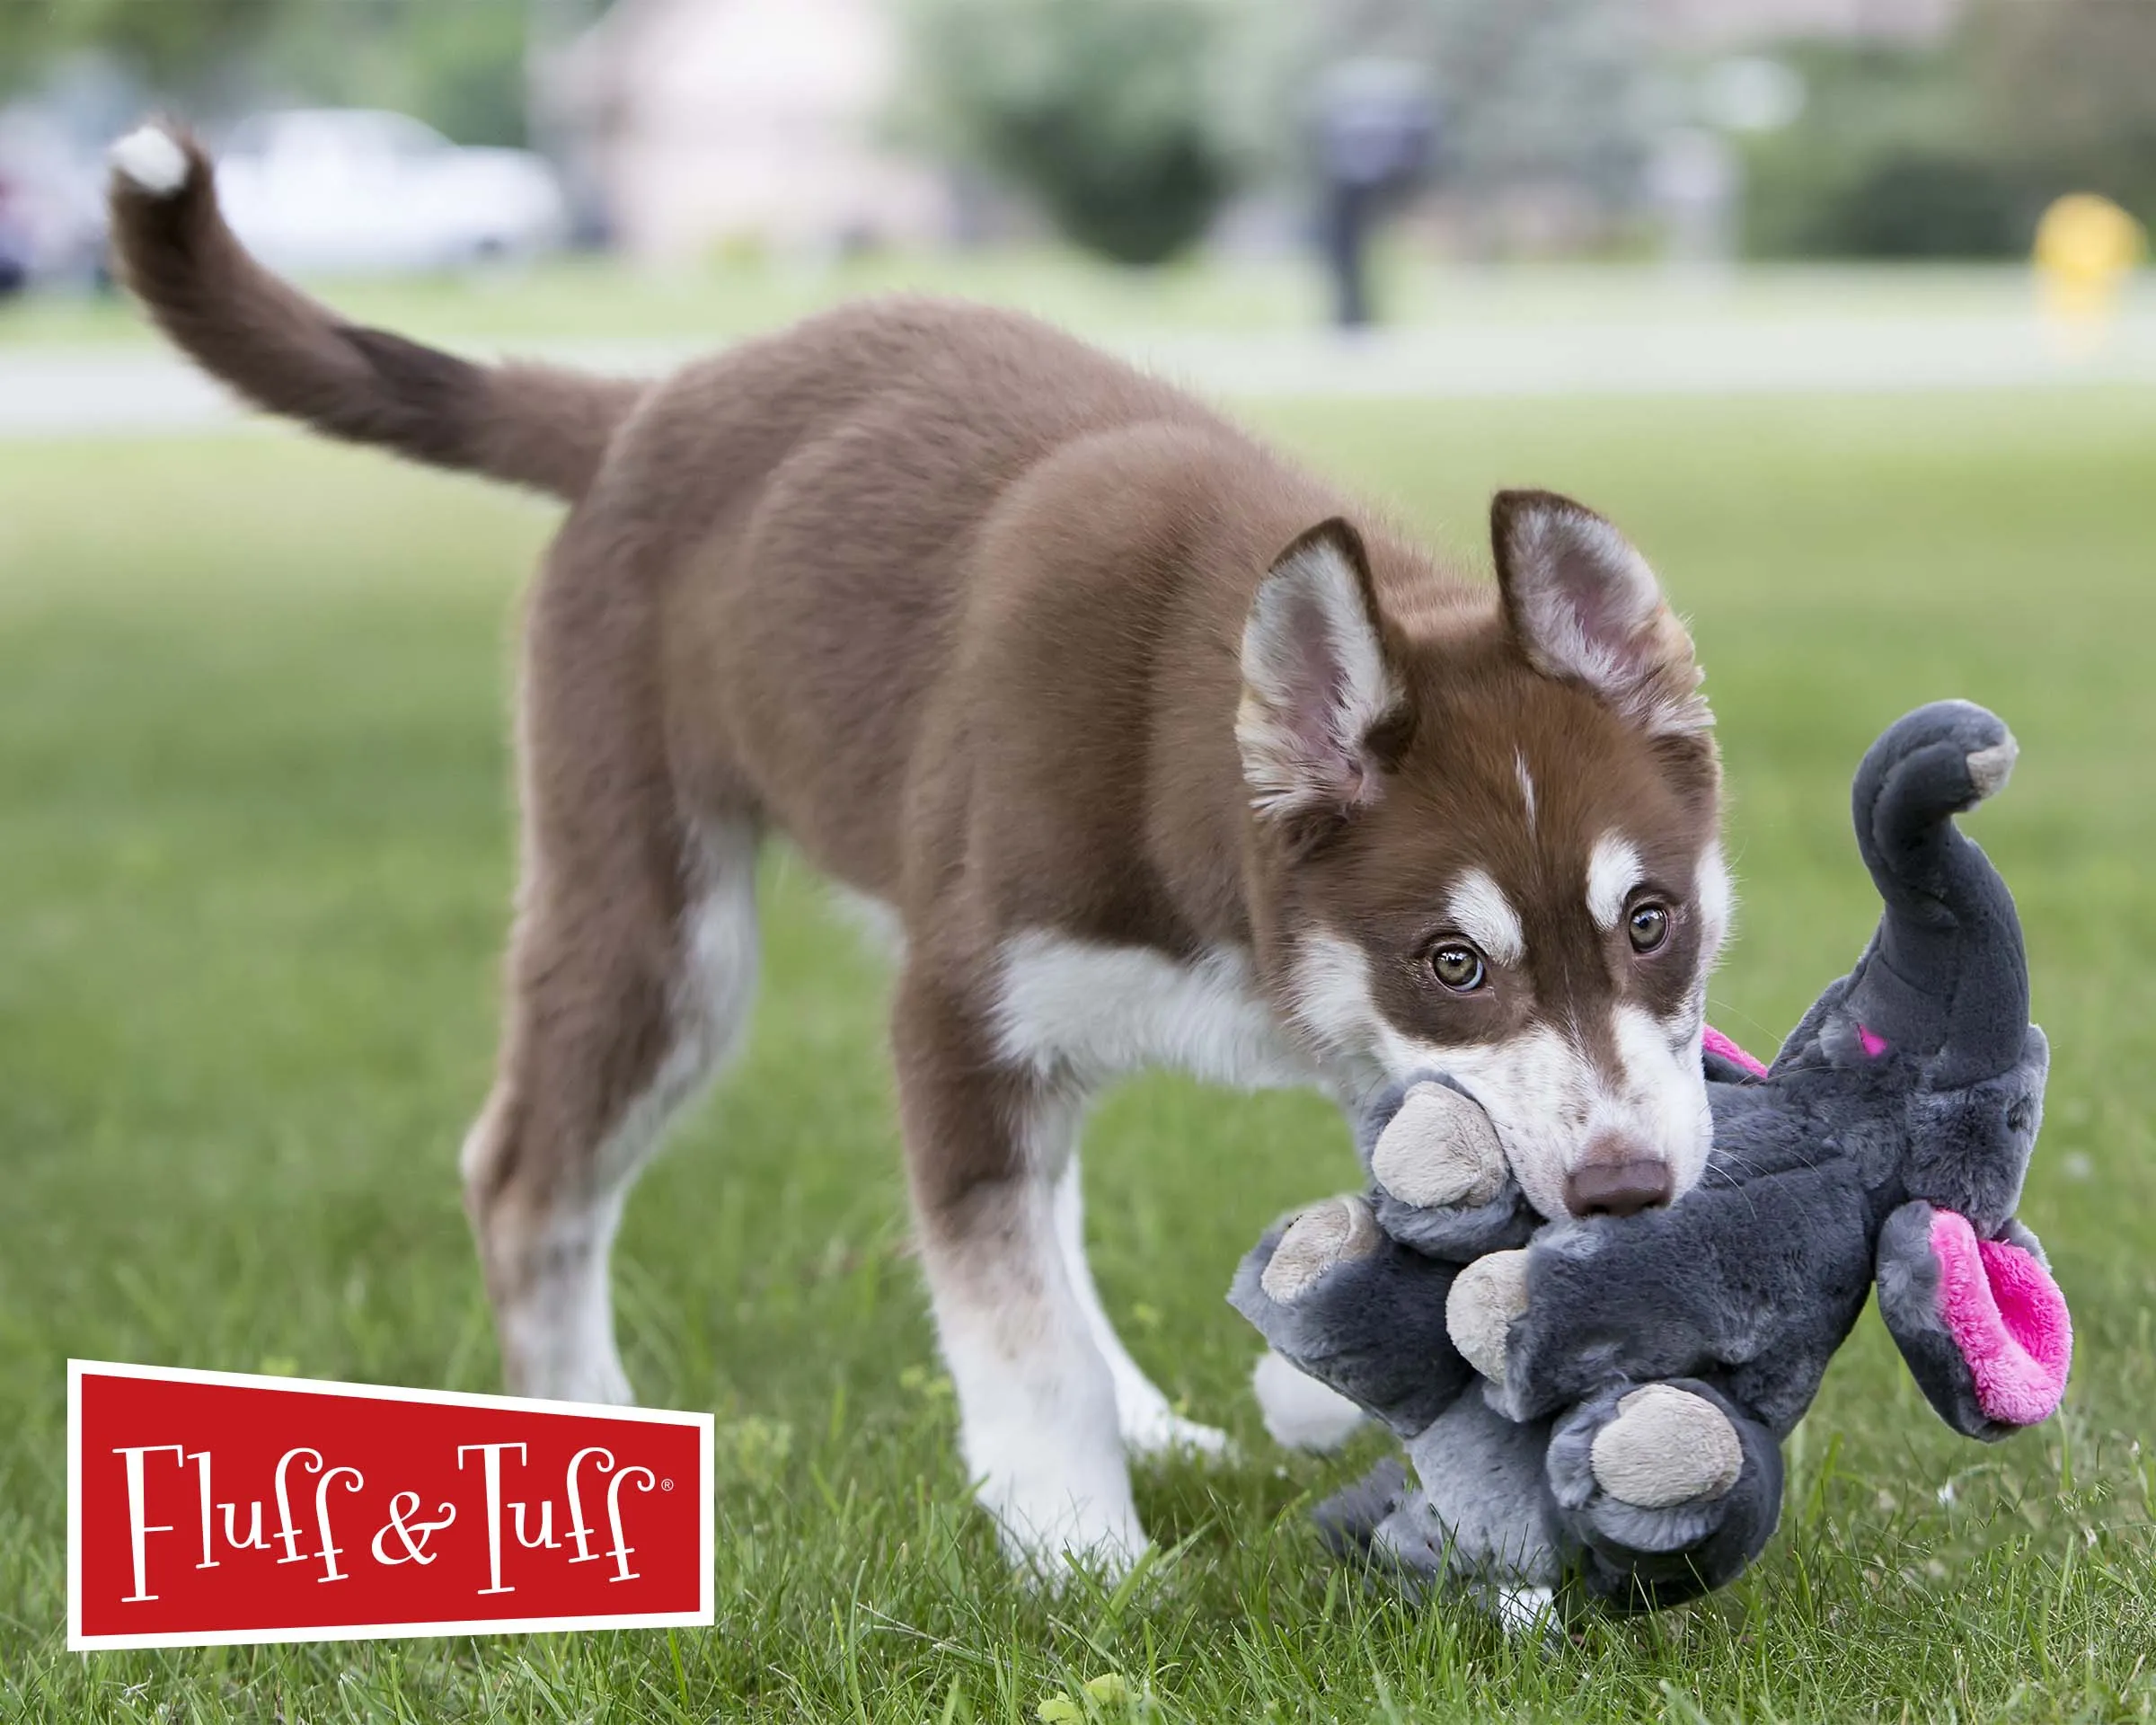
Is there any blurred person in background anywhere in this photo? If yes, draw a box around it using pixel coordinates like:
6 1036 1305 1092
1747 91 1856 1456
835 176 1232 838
1311 58 1433 326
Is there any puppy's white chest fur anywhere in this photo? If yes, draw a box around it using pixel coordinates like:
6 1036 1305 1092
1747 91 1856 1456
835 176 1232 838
991 932 1317 1092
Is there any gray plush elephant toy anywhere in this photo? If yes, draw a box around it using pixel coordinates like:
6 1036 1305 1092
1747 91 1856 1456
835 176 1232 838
1232 700 2072 1616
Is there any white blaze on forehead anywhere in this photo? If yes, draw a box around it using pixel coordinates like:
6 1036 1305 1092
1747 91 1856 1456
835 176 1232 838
1444 868 1525 968
1515 750 1538 836
1586 833 1646 931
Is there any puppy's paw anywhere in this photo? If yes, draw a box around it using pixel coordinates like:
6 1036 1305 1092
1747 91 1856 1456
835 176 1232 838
1004 1517 1154 1591
1260 1195 1380 1302
981 1476 1152 1589
1372 1081 1508 1208
1587 1384 1742 1509
1446 1249 1531 1384
1490 1583 1561 1642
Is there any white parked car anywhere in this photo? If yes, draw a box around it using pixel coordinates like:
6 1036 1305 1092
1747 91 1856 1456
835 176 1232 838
0 105 108 290
216 109 569 277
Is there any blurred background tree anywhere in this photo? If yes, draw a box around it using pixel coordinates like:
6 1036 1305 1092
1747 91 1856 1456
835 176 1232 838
1740 0 2156 259
897 0 1238 266
1966 0 2156 233
258 0 535 146
0 0 274 96
0 0 537 146
5 0 2156 268
1303 0 1656 217
1192 0 1667 268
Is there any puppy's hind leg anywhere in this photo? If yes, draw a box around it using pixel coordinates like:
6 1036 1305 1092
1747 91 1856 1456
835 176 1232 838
463 814 759 1406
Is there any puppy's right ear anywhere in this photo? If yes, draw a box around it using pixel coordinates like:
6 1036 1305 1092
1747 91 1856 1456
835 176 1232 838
1237 518 1409 842
1490 490 1709 739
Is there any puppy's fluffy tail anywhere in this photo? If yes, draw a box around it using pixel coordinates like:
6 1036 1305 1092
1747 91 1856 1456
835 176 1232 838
106 123 641 501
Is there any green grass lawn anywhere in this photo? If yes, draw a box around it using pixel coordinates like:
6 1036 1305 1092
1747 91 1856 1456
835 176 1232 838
3 388 2154 1721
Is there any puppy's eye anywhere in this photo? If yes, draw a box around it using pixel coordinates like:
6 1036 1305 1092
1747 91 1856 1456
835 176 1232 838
1628 902 1671 954
1429 943 1487 992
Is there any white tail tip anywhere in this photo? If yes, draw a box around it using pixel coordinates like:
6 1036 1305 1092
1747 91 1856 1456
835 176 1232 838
110 126 190 198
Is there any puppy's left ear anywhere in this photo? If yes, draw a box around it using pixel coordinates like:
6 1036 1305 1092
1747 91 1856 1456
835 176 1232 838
1237 518 1409 839
1490 491 1710 739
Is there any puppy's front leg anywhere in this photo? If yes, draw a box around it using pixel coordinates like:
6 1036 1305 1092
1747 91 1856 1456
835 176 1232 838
893 969 1144 1580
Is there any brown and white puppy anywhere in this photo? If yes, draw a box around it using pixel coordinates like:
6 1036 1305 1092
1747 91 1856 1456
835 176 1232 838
107 124 1730 1579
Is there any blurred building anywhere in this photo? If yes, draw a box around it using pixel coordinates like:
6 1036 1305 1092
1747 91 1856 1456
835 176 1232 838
535 0 951 261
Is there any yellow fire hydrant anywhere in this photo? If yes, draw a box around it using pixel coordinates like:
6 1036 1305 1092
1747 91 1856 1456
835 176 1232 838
2032 192 2145 355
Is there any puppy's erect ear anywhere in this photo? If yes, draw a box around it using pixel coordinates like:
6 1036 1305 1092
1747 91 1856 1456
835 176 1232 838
1490 490 1710 738
1237 518 1408 835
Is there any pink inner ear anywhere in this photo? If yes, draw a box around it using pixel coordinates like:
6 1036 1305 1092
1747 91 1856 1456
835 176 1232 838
1929 1209 2072 1426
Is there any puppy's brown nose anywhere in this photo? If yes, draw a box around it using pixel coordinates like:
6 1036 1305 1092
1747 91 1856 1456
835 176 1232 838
1563 1158 1673 1218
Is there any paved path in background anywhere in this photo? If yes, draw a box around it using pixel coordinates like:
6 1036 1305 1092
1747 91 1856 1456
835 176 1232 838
4 312 2155 438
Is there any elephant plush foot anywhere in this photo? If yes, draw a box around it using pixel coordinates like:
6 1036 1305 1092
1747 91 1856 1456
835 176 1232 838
1230 1198 1474 1440
1445 1248 1531 1385
1587 1384 1743 1508
1546 1379 1783 1612
1311 1454 1413 1563
1371 1082 1509 1208
1260 1196 1381 1300
1360 1077 1537 1261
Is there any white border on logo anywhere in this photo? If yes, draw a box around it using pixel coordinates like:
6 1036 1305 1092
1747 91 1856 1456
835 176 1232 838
67 1359 717 1651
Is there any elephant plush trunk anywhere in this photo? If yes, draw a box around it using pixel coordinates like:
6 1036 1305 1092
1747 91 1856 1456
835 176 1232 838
1845 701 2029 1089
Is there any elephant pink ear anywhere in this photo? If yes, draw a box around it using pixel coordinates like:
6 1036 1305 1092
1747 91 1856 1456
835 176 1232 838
1931 1209 2072 1426
1702 1025 1768 1078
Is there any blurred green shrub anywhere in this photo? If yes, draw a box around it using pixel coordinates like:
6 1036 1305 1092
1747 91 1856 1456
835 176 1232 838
1798 151 2028 260
1737 43 2008 259
899 0 1237 265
